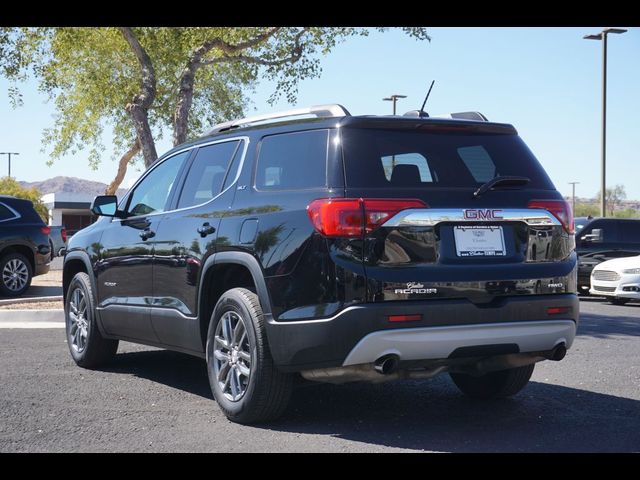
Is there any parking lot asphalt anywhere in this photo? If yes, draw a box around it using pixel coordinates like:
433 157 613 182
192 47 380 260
0 297 638 452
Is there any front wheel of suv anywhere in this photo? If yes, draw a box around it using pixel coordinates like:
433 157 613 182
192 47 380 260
450 364 535 399
206 288 293 424
65 272 119 368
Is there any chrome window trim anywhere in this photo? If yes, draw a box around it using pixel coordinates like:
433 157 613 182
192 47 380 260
113 136 249 223
382 208 562 228
0 202 22 223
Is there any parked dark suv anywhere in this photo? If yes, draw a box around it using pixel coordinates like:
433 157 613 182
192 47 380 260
0 195 51 296
63 105 578 423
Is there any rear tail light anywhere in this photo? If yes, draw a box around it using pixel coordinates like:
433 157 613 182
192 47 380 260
61 228 67 243
307 198 427 238
40 226 51 236
527 199 574 234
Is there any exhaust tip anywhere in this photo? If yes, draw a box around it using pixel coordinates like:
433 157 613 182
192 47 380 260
551 344 567 361
374 354 400 375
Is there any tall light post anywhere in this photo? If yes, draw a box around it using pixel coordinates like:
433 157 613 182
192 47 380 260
383 94 407 115
0 152 19 178
584 27 627 218
568 181 580 215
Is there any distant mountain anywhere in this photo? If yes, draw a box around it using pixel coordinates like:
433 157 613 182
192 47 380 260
19 176 127 198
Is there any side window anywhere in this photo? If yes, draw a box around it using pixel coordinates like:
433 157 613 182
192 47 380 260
381 153 434 184
619 222 640 243
127 151 189 217
177 141 240 209
0 203 17 222
457 146 497 183
256 130 328 190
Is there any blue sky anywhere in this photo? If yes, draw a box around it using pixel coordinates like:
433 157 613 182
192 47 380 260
0 27 638 199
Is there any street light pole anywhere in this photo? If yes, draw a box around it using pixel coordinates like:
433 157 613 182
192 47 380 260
0 152 19 178
568 182 580 215
584 28 627 218
382 94 407 115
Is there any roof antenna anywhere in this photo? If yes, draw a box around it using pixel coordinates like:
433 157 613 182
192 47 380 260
419 80 435 118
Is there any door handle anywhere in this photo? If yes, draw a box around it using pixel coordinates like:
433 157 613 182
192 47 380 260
197 222 216 238
140 228 155 241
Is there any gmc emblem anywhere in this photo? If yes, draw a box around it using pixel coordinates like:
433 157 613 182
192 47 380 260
463 209 503 220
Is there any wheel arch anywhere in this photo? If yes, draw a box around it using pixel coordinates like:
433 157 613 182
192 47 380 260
63 251 95 302
198 252 272 349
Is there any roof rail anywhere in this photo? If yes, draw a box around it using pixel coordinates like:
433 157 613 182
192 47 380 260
205 104 351 136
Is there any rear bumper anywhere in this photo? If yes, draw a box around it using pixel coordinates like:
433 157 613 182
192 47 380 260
34 251 50 277
265 293 579 371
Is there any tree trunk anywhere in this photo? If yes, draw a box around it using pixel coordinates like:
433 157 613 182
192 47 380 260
173 64 196 146
127 104 157 166
119 27 158 167
105 139 140 195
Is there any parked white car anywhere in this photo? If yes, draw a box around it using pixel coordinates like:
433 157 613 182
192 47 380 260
590 255 640 305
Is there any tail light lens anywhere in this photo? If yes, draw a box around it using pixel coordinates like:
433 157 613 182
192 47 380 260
40 226 51 236
307 198 427 238
527 199 574 234
61 228 67 243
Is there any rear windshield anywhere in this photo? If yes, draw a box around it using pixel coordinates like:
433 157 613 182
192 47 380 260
341 129 554 190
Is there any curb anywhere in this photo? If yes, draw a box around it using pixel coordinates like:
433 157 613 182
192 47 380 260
0 309 65 328
0 296 63 307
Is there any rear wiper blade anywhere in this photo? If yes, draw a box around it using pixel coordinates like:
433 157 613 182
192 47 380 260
473 176 530 198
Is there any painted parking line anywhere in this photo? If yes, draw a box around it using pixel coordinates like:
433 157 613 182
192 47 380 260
0 310 65 328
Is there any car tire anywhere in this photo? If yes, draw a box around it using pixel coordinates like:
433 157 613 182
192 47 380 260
0 252 33 297
65 272 118 368
450 364 535 399
206 288 293 424
610 298 630 306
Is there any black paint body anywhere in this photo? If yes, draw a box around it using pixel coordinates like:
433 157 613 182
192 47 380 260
64 115 578 370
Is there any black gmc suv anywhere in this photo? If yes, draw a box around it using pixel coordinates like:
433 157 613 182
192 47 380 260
63 105 578 424
0 195 51 296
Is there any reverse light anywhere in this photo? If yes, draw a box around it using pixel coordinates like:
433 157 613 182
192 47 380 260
307 198 427 238
527 199 574 234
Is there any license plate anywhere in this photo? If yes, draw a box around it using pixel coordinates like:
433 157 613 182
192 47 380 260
454 226 505 257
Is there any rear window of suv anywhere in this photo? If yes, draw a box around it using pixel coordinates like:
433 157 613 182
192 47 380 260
341 128 554 190
255 130 329 190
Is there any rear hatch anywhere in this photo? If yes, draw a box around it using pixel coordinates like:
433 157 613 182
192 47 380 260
339 120 576 304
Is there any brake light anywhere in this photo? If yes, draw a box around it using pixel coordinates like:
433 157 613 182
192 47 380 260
40 226 51 236
527 199 574 234
61 227 67 243
307 198 427 237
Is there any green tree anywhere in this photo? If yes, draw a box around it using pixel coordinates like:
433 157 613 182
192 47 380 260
573 202 600 218
0 176 48 221
1 27 430 193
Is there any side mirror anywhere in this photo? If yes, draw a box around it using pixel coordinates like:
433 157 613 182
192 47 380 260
91 195 120 217
582 228 603 243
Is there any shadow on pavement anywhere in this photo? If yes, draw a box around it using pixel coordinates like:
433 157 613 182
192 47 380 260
577 311 640 338
103 349 213 400
101 349 639 452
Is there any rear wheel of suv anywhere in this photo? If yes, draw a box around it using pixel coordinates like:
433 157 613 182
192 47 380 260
450 364 535 399
206 288 293 424
65 272 119 368
0 252 33 297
